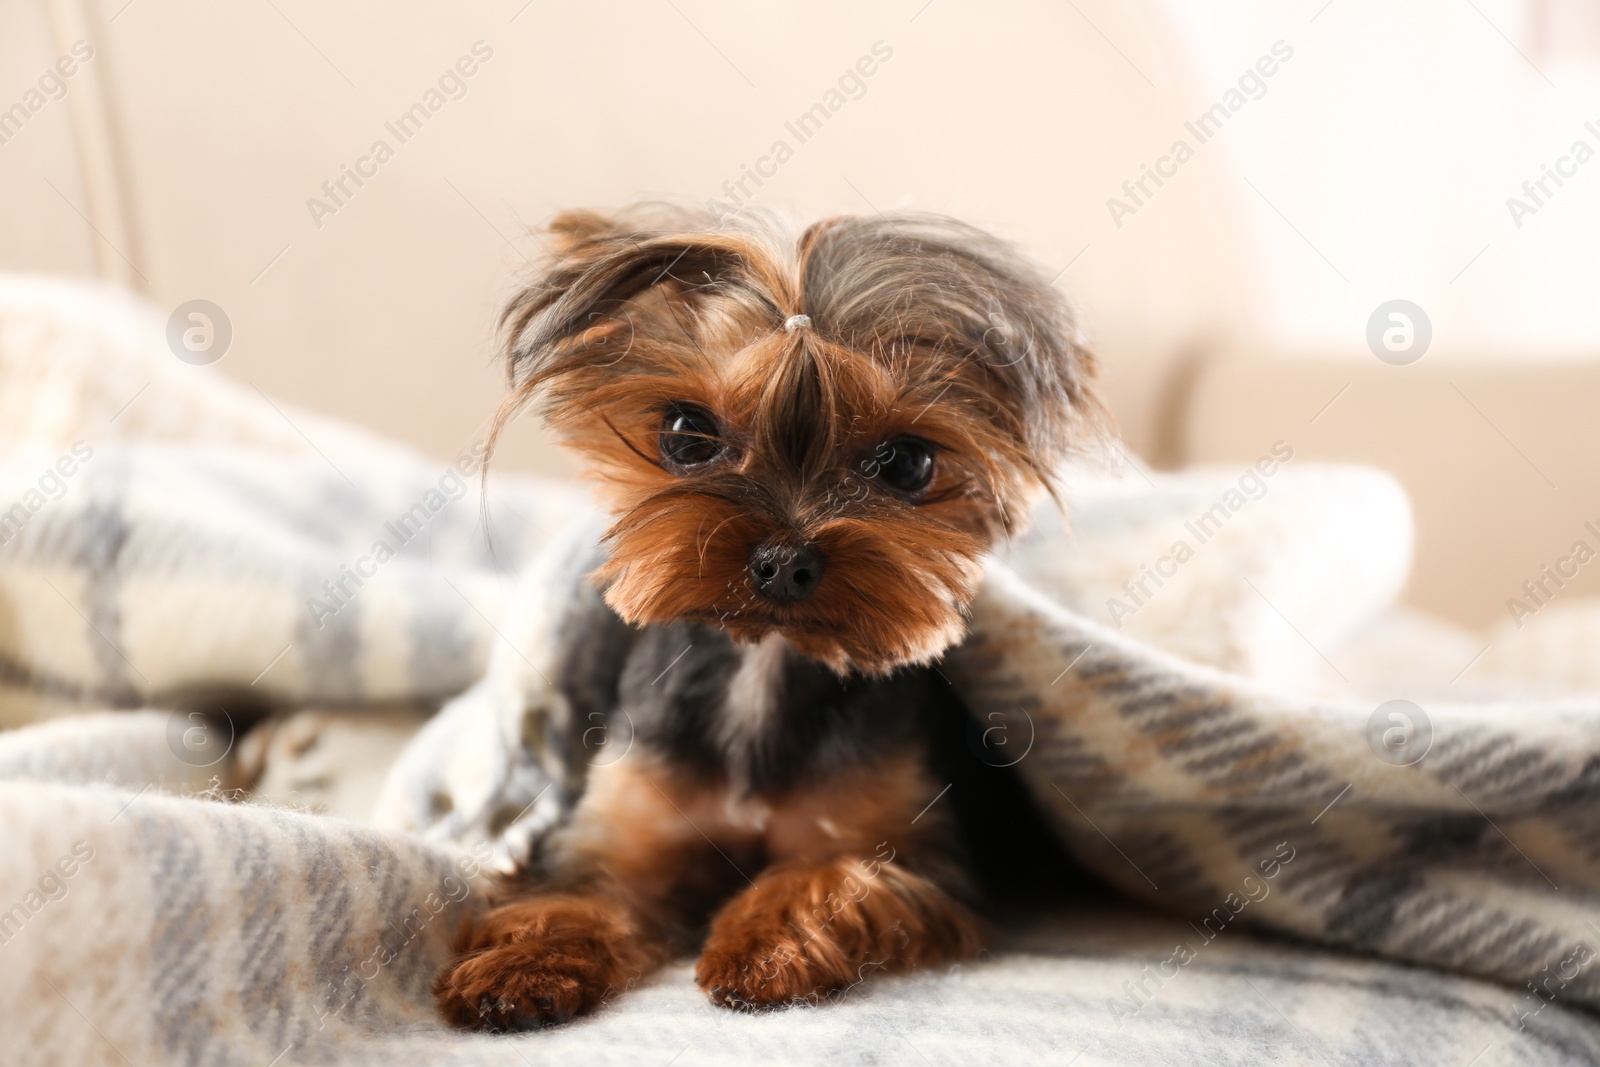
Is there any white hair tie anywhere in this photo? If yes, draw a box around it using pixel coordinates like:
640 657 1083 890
783 314 812 333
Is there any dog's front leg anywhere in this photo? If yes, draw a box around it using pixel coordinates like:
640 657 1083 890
694 854 982 1009
696 757 984 1009
435 755 748 1029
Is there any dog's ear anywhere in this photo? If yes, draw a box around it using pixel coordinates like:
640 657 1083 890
485 206 797 470
801 213 1110 491
498 207 789 399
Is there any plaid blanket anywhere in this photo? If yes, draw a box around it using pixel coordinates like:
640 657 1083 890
2 276 1598 1066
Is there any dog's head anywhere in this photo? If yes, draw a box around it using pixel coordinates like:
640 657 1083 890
493 205 1105 674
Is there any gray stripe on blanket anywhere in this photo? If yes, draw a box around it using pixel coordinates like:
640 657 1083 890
234 812 303 1057
411 597 478 700
140 801 226 1065
298 576 362 701
60 456 137 703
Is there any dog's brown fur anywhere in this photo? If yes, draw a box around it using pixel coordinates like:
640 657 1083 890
438 754 983 1025
439 204 1102 1028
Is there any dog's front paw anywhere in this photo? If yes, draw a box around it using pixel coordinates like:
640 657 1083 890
695 935 824 1011
695 857 982 1010
434 895 656 1031
437 947 591 1031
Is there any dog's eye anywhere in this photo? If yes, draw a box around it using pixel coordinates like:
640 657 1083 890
872 437 935 496
660 406 723 468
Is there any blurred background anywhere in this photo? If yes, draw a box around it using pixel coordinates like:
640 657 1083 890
2 0 1597 631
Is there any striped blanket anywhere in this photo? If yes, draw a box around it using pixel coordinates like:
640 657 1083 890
2 276 1598 1066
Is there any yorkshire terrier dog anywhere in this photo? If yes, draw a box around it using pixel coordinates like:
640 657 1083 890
434 204 1104 1029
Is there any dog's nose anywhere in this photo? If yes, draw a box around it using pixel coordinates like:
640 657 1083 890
748 542 825 602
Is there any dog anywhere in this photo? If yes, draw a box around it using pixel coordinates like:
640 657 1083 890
433 204 1105 1030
